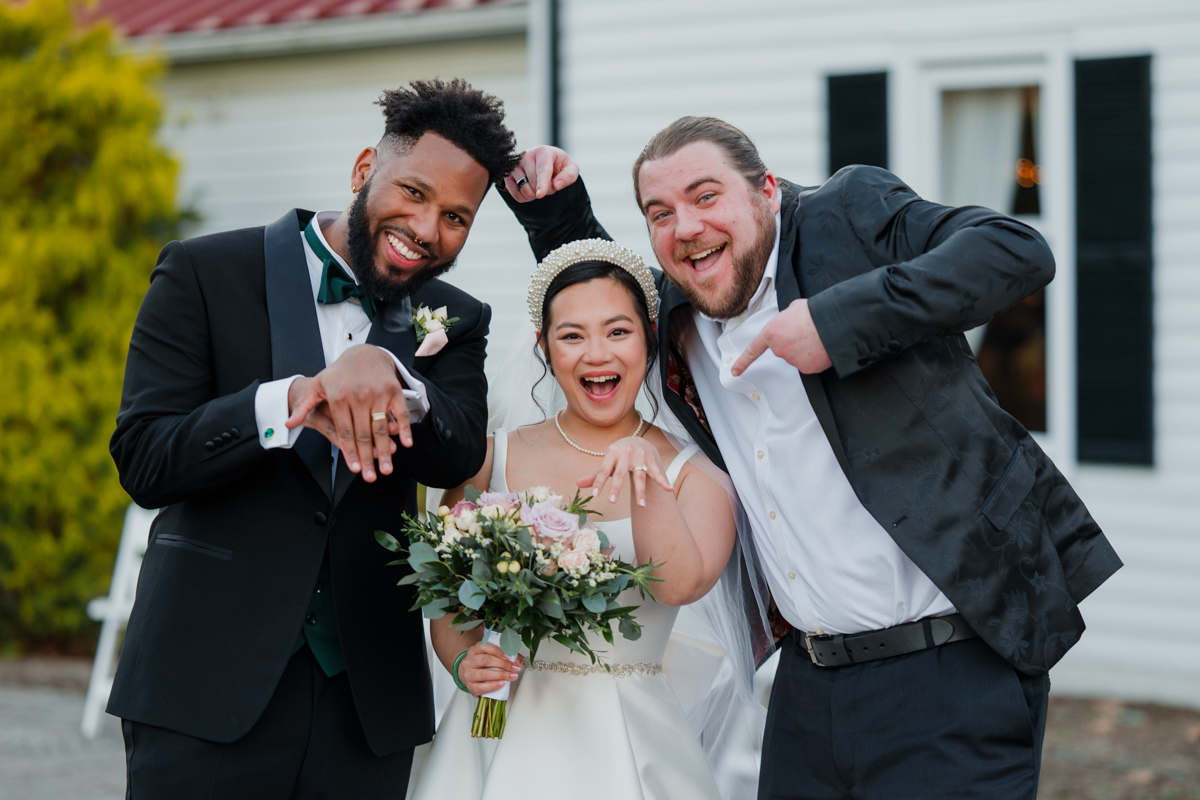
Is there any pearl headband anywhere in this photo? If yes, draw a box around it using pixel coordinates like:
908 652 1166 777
527 238 660 327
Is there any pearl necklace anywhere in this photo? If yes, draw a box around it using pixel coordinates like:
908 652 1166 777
555 410 644 457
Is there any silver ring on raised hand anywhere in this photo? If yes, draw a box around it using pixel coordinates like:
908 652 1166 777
515 176 529 188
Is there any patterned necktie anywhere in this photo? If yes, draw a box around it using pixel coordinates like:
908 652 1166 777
305 221 376 321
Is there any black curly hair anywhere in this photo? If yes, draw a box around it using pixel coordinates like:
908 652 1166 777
376 78 521 184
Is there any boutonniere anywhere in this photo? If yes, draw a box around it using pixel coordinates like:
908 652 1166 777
413 304 458 357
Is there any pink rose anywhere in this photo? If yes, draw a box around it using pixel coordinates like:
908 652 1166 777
478 491 520 511
450 500 477 517
557 550 589 573
571 530 601 555
519 501 580 542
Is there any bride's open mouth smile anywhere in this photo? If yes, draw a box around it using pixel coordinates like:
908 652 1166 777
580 371 621 400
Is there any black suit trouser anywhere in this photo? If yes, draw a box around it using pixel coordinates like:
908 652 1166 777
758 634 1049 800
121 646 414 799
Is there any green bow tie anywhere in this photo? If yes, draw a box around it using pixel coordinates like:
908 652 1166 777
305 221 377 322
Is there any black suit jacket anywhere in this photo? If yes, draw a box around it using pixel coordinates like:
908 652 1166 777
108 209 489 754
503 170 1121 676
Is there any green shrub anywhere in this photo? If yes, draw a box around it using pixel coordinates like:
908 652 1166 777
0 0 180 654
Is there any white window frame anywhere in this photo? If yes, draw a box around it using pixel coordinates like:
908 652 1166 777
889 44 1076 471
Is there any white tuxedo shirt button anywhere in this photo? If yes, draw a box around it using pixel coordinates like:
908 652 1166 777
788 571 796 580
752 392 761 401
757 450 765 459
769 511 777 520
724 356 732 364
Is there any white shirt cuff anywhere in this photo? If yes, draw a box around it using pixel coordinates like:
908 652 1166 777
254 376 305 449
378 347 430 422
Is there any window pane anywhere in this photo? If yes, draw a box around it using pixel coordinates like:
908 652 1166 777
942 85 1046 431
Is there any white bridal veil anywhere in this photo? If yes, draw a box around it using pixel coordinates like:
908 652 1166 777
485 320 775 798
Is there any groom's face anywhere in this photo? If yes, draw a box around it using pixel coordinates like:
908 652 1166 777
348 132 490 298
638 141 780 319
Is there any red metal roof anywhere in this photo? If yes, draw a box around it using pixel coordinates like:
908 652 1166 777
88 0 507 38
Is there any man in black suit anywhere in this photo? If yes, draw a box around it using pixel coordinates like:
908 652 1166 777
109 79 520 798
501 118 1121 799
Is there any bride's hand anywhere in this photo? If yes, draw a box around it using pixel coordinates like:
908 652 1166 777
458 642 524 697
503 146 579 202
579 437 673 508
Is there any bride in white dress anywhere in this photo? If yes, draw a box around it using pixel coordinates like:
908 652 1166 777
407 240 748 800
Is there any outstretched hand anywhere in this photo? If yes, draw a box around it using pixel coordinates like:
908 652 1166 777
503 145 580 203
285 345 412 482
578 436 674 509
731 298 833 377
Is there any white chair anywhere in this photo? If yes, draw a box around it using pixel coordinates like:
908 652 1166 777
81 503 158 739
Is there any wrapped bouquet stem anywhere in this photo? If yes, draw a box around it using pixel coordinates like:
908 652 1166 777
377 485 660 739
471 628 514 738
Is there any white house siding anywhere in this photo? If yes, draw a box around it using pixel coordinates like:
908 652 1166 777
156 32 539 370
559 0 1200 706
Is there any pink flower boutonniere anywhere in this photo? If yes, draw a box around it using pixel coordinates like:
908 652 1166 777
413 304 458 357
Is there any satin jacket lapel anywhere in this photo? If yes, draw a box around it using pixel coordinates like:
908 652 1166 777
264 208 333 500
776 190 854 482
657 283 726 470
330 296 418 505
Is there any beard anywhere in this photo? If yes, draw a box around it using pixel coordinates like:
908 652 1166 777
672 196 776 320
346 178 457 301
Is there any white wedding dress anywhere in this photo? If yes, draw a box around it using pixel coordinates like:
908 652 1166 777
407 428 722 800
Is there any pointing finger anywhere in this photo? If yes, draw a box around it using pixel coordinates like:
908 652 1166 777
731 330 771 377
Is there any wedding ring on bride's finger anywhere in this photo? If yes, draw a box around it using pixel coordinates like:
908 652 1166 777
370 411 388 422
634 465 649 472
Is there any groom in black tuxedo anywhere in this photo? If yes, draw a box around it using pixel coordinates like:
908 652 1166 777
503 119 1121 799
109 79 520 798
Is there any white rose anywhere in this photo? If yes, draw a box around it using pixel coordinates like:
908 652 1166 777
456 510 475 530
479 504 505 520
571 530 601 555
434 305 449 319
527 486 553 503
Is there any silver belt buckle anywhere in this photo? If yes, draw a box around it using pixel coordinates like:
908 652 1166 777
803 628 829 667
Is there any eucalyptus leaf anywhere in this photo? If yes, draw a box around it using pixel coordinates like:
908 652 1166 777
408 542 438 569
581 595 607 614
471 557 491 583
464 485 482 503
396 573 422 586
422 605 447 620
454 618 485 631
537 594 563 619
618 618 642 641
596 529 611 551
375 530 403 552
500 627 521 657
458 580 486 610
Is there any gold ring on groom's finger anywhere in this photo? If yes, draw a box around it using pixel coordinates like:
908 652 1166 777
371 411 388 422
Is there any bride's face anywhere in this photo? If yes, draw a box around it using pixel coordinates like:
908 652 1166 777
544 277 650 427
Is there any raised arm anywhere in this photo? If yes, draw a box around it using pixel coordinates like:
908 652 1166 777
497 146 611 261
809 165 1055 378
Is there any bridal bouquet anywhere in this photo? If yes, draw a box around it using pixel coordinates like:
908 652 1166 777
376 485 660 738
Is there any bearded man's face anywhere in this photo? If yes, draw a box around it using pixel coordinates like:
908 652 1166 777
637 140 779 319
346 132 490 299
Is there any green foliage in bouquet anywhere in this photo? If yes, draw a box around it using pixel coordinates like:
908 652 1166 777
376 486 661 666
0 0 182 653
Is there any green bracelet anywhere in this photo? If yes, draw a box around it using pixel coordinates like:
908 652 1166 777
451 649 470 693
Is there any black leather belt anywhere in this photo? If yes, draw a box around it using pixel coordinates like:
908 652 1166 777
797 613 977 668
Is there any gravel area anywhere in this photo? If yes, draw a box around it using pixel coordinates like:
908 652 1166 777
1 658 1197 799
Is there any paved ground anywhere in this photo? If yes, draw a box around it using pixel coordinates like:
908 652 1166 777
0 685 125 800
2 659 1198 799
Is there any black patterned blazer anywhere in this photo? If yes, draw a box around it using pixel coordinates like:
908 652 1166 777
503 170 1121 676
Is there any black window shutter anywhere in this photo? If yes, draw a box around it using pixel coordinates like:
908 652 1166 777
1075 55 1153 465
827 73 888 175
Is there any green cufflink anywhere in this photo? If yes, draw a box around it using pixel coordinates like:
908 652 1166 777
265 428 275 439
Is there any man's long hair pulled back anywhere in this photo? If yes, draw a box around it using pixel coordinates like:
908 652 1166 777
632 116 769 211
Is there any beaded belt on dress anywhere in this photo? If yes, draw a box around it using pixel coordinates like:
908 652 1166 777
527 661 662 677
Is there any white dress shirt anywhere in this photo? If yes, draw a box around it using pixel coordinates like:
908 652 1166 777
681 212 956 635
253 210 430 457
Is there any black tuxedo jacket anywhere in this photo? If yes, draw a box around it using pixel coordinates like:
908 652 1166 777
108 209 489 754
503 170 1121 676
